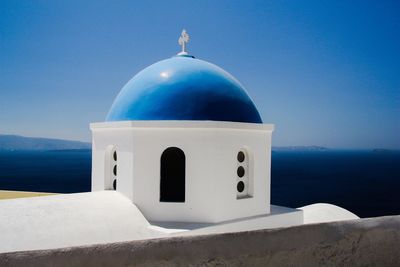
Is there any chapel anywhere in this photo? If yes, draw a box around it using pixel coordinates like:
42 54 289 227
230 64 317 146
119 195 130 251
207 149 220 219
90 30 274 223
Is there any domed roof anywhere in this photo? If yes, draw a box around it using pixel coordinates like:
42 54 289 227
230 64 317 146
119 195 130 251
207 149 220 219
106 55 262 123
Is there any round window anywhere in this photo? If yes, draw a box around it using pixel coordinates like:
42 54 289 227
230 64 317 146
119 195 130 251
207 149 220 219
237 151 245 162
237 181 245 193
237 166 245 177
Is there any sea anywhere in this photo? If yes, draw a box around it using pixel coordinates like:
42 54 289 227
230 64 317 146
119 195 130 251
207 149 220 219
0 149 399 218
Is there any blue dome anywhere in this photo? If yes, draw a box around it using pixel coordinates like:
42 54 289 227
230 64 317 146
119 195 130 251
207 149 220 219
106 55 262 123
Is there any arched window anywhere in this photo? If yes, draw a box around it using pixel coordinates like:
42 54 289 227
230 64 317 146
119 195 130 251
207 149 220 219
160 147 185 202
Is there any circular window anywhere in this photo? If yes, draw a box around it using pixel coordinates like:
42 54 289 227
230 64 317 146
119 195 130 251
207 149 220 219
237 166 245 177
113 151 117 161
237 151 245 162
237 181 245 193
113 179 117 190
113 165 117 176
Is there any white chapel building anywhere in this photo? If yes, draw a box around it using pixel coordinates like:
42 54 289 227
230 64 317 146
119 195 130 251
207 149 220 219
0 31 358 253
90 33 274 224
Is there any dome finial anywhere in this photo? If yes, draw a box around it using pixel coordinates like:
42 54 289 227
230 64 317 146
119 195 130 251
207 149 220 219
178 29 190 56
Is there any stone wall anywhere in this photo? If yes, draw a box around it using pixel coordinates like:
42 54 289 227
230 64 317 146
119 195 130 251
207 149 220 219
1 215 399 267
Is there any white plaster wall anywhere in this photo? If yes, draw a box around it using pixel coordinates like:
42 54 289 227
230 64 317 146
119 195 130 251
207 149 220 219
130 127 218 222
0 191 166 253
211 128 272 222
91 128 134 200
91 121 273 223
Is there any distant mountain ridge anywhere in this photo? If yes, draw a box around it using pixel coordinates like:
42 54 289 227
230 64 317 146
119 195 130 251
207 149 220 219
272 146 329 151
0 134 91 151
2 135 395 152
1 134 331 152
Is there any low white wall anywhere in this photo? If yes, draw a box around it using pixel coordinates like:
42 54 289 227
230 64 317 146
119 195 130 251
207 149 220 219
1 215 399 267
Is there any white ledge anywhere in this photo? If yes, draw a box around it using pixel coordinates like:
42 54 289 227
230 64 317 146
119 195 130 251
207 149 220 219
90 120 274 131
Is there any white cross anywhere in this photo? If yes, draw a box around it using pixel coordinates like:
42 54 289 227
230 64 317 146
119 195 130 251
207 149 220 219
178 29 189 54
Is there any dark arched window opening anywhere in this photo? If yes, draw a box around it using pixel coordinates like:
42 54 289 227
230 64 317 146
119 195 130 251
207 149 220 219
160 147 185 202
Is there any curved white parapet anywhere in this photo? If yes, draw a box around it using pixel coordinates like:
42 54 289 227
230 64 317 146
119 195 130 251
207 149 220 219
0 191 166 253
299 203 359 224
0 190 360 254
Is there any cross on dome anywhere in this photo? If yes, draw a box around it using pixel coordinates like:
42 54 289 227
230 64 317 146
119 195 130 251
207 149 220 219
178 29 190 55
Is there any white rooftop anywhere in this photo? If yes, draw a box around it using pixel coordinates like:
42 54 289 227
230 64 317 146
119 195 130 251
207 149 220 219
0 191 358 253
0 191 165 253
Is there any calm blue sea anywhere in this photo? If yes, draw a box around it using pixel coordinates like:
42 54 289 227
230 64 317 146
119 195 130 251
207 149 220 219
0 150 399 218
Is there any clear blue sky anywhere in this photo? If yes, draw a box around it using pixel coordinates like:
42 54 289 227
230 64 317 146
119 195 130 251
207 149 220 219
1 0 399 149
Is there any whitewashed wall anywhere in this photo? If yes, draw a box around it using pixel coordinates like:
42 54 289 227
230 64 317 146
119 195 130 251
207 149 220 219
91 121 274 223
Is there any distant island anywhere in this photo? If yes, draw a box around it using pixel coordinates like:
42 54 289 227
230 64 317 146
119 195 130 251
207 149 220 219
272 146 329 152
0 134 91 151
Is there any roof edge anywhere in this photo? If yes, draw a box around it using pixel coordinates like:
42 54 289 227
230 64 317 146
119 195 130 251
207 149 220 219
90 120 274 131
